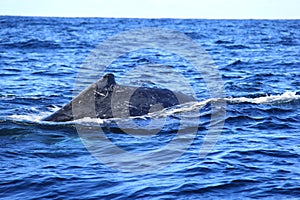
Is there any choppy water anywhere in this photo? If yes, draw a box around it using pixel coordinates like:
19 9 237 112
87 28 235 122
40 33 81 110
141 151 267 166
0 16 300 199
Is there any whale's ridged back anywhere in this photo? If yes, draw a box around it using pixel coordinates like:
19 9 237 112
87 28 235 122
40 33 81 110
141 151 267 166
43 73 196 122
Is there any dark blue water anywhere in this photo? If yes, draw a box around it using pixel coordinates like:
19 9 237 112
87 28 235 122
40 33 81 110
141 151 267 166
1 16 300 199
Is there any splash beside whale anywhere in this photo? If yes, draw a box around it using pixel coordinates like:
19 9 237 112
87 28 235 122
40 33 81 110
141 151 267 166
42 73 196 122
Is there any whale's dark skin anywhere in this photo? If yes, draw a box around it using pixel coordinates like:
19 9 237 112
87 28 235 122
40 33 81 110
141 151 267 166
43 73 196 122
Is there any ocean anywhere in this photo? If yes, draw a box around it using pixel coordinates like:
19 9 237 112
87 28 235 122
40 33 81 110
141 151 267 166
0 16 299 199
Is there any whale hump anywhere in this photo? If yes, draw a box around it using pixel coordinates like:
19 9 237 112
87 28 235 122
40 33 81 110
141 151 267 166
43 73 196 122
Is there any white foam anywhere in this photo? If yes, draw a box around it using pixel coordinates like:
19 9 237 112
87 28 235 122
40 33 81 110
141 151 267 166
8 113 44 122
147 100 209 118
73 117 104 124
226 91 299 104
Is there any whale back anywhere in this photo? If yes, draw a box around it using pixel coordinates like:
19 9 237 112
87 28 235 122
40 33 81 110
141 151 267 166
43 73 196 122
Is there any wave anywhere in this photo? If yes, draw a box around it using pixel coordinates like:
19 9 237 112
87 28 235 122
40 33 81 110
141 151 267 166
224 44 250 49
227 59 244 66
1 39 61 49
215 40 233 44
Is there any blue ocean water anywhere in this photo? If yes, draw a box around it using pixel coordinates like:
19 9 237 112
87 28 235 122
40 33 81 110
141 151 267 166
0 16 300 199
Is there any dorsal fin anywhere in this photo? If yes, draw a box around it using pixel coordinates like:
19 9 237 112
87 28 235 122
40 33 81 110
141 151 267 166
103 73 116 86
96 73 116 89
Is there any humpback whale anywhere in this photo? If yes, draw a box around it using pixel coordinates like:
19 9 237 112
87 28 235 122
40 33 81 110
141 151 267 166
43 73 196 122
